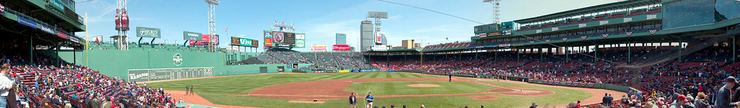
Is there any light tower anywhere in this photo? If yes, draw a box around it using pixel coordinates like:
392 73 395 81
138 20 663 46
368 11 387 45
206 0 219 51
114 0 129 50
483 0 501 24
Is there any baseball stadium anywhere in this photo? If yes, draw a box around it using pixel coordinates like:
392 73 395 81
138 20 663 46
0 0 739 108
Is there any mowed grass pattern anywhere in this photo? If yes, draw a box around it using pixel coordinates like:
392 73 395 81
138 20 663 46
146 72 590 108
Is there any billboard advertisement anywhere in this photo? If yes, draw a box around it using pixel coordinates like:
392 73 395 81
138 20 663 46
183 31 202 41
284 32 295 45
295 33 305 48
311 44 327 52
375 32 383 45
189 34 218 46
136 27 161 38
251 40 259 48
230 37 240 46
333 44 351 51
264 31 273 48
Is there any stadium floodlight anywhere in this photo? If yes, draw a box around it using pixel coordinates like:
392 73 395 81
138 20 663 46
368 12 388 45
368 12 388 19
206 0 219 52
483 0 501 24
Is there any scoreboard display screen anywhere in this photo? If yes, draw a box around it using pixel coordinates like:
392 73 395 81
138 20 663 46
284 32 295 45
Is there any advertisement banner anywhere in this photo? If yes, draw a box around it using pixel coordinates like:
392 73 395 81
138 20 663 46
295 33 305 48
375 33 383 44
50 0 65 11
251 40 259 48
239 38 253 47
17 17 38 29
284 32 295 45
264 38 273 47
311 44 327 52
38 24 55 34
183 31 202 41
230 37 240 46
332 44 351 51
136 27 161 38
56 31 69 39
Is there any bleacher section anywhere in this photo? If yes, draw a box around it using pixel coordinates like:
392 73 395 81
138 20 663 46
255 50 374 71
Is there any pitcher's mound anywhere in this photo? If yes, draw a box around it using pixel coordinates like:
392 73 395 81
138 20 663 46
407 84 441 88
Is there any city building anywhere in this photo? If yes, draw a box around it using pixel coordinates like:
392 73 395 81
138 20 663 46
360 20 374 52
401 39 415 49
335 33 346 44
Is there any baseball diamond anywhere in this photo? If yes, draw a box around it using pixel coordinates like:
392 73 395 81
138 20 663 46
145 72 625 108
1 0 738 108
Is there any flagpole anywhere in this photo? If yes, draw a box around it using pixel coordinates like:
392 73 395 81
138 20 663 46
85 12 89 66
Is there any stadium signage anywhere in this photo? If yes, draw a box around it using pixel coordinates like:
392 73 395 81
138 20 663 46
183 31 202 41
136 27 161 38
50 0 66 12
241 38 254 47
39 25 55 34
56 31 69 39
273 32 284 44
230 37 259 48
295 33 305 48
252 40 259 48
17 17 38 29
69 36 80 43
173 53 183 66
230 37 240 46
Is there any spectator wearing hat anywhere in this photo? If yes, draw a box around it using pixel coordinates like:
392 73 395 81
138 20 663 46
694 92 709 108
714 76 737 108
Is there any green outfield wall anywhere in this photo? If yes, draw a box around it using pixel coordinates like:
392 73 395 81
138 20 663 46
57 43 296 81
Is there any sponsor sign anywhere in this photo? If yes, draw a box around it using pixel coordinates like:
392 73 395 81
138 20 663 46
56 31 69 39
284 32 295 45
136 27 161 38
39 25 55 34
230 37 241 46
251 40 259 48
375 33 383 44
312 44 328 52
50 0 65 11
264 38 273 47
333 44 351 51
183 31 202 41
295 33 305 48
239 38 253 47
17 17 38 29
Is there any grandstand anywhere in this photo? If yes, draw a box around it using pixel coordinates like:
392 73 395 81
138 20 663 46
253 48 374 71
368 0 740 107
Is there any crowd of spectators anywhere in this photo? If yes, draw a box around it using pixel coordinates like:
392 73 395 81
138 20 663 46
257 49 373 71
0 54 179 108
371 45 739 108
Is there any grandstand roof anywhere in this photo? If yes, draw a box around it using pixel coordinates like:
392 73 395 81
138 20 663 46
514 0 660 24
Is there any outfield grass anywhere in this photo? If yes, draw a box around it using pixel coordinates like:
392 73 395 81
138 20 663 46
145 72 590 108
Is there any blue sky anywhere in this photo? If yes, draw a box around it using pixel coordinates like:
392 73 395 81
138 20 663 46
75 0 621 51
